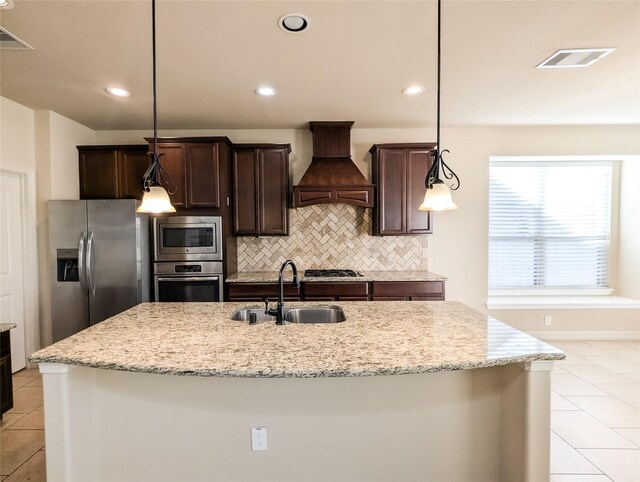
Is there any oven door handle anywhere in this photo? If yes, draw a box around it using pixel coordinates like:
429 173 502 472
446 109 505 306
156 276 221 282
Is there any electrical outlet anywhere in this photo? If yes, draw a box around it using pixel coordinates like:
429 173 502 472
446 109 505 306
251 427 268 451
544 315 552 326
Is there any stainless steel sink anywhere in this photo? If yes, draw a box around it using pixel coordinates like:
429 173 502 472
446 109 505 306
284 306 346 324
231 306 346 324
230 308 275 324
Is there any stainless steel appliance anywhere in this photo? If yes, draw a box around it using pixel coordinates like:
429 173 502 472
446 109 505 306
154 261 224 302
153 216 222 261
152 215 224 302
49 200 150 342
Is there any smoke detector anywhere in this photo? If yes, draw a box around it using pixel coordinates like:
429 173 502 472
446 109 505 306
536 48 615 69
0 27 33 50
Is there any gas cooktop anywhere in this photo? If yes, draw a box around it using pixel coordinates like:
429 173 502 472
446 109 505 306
304 269 363 278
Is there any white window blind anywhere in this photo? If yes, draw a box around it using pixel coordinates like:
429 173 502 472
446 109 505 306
488 161 612 290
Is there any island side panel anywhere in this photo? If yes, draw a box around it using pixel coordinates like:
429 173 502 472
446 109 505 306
36 363 555 482
40 364 99 482
500 361 553 482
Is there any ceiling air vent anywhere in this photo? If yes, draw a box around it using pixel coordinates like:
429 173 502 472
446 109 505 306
0 27 33 50
537 48 615 69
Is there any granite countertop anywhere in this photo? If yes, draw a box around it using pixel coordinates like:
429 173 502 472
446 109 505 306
0 323 16 333
226 270 447 283
30 301 564 378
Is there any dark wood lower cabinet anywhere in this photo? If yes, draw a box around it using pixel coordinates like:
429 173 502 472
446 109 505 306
371 281 445 301
0 331 13 419
227 280 445 302
228 283 301 302
303 282 369 301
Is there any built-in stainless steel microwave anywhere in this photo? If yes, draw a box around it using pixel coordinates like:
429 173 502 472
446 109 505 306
153 216 222 262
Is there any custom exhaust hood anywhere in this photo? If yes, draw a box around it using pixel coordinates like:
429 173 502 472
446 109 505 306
293 121 374 207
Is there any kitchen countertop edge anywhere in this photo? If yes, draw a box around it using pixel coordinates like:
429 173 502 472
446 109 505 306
0 323 17 333
29 301 564 378
226 270 448 283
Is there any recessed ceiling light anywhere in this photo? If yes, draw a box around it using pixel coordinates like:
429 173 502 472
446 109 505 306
403 86 425 95
279 13 309 33
536 48 616 69
256 86 276 96
105 87 130 97
0 0 14 10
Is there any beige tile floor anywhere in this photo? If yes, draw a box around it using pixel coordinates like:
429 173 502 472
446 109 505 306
550 340 640 482
0 368 45 482
1 340 638 481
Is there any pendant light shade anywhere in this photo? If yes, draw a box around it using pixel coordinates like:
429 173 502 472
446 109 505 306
420 0 460 211
138 0 176 214
419 181 457 211
138 186 176 213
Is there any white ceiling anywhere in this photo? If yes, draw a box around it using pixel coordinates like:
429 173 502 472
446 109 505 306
0 0 638 130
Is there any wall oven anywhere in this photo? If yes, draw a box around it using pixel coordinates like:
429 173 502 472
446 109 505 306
153 216 222 262
153 215 224 302
154 261 224 302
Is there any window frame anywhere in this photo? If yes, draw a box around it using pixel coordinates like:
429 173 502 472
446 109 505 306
488 155 619 297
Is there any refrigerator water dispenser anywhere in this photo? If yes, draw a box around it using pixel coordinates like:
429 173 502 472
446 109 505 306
56 248 79 282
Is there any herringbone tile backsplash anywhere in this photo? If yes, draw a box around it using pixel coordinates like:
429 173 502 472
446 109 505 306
237 204 427 271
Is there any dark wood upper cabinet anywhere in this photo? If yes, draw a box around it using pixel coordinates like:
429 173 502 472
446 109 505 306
153 143 186 208
147 137 231 209
259 149 288 235
233 149 259 234
78 145 149 200
233 144 290 236
186 143 221 208
370 143 435 235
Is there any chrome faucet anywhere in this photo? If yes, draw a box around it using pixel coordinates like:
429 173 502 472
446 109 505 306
265 260 300 325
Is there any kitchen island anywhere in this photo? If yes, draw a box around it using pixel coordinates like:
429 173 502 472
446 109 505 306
31 301 563 481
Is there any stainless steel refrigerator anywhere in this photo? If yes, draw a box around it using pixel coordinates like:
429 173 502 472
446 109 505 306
49 200 150 342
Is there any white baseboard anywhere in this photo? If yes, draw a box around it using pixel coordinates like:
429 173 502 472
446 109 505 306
528 331 640 341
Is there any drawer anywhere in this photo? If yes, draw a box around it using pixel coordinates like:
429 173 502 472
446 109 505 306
303 282 369 297
228 283 300 298
371 281 444 298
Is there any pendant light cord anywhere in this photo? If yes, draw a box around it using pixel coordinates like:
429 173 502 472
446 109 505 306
436 0 441 153
424 0 460 191
152 0 158 160
142 0 177 194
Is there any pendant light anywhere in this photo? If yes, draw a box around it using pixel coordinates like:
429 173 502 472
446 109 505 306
419 0 460 212
138 0 176 214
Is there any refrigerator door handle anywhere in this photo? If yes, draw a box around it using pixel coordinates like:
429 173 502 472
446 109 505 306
86 231 96 297
78 231 88 294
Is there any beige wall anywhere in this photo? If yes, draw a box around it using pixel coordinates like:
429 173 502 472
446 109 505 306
618 159 640 299
0 96 36 170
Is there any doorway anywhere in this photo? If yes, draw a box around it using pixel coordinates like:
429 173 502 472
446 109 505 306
0 167 38 372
